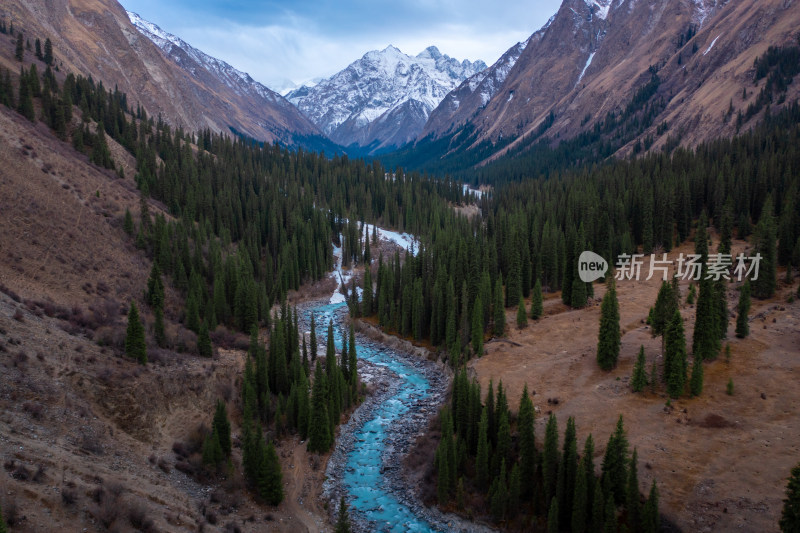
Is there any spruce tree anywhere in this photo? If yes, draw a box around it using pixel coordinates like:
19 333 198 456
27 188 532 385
335 496 352 533
309 313 317 362
531 278 544 319
753 195 777 299
665 310 687 398
476 407 489 490
308 361 331 453
642 480 660 533
573 457 589 533
735 280 751 338
631 345 647 392
258 440 283 505
154 307 166 348
592 477 605 531
547 497 559 533
125 301 147 364
202 428 223 466
781 463 800 532
44 38 53 65
362 266 373 316
17 69 34 121
597 277 620 370
123 208 134 235
213 399 232 456
491 459 509 521
15 32 23 61
518 385 536 499
543 413 560 505
471 296 483 355
626 448 641 531
493 274 505 336
603 493 617 533
601 415 629 505
517 294 528 328
146 262 165 310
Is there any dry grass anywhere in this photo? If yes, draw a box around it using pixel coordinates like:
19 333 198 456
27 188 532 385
469 239 800 531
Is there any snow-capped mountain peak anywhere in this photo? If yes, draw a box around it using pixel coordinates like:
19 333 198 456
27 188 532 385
287 45 486 153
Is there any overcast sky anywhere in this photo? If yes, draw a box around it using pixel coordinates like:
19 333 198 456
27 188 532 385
121 0 562 92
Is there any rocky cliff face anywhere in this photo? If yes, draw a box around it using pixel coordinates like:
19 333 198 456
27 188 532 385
288 45 486 153
2 0 322 145
420 0 800 162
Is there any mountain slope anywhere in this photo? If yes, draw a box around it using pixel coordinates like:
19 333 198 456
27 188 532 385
288 45 486 153
415 0 800 168
1 0 322 146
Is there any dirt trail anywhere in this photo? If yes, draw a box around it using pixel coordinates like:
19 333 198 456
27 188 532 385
282 438 326 533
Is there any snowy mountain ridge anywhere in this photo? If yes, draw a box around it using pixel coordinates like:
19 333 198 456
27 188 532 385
287 45 486 152
127 11 283 105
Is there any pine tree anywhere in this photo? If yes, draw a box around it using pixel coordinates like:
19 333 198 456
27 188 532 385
123 208 134 235
665 310 687 398
597 277 620 370
509 463 521 518
308 361 331 453
517 294 528 328
17 69 34 121
592 477 605 531
531 278 544 319
603 493 617 533
735 280 751 338
258 440 283 505
476 407 489 490
781 463 800 532
213 399 232 456
601 415 629 505
493 274 506 336
154 307 166 348
631 345 647 392
146 262 165 310
573 457 589 533
753 195 777 299
125 301 147 364
518 385 536 499
15 32 23 61
202 428 223 466
491 459 509 521
335 496 352 533
471 296 483 355
362 266 373 316
561 416 579 530
198 321 212 357
309 313 317 362
547 497 559 533
642 480 660 533
626 448 641 531
44 38 53 66
543 413 560 505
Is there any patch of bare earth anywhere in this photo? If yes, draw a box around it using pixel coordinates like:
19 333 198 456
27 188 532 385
470 239 800 532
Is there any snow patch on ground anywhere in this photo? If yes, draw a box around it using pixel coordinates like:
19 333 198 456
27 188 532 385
462 184 485 199
328 224 418 304
703 34 721 56
577 52 596 84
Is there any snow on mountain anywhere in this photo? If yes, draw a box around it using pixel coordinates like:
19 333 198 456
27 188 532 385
287 45 486 152
127 11 284 105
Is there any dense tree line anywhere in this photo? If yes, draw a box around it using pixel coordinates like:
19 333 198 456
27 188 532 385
436 373 660 531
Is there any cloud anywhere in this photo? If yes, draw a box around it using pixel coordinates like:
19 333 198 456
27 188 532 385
121 0 561 90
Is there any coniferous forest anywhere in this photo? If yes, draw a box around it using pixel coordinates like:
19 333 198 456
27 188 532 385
2 29 800 532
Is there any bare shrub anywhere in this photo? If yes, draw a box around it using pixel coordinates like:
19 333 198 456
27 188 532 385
23 400 44 420
128 501 156 532
157 458 171 473
13 350 28 368
13 308 24 322
62 487 78 506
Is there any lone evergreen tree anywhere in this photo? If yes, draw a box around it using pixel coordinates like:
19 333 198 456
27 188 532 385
44 38 53 65
123 208 134 235
516 294 528 328
780 462 800 532
125 301 147 364
597 277 620 370
631 345 647 392
735 280 751 338
335 495 352 533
